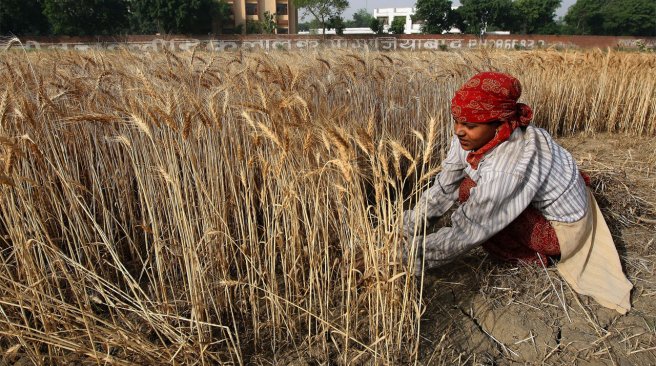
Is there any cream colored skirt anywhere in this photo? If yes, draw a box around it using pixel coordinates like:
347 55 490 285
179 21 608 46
552 189 633 314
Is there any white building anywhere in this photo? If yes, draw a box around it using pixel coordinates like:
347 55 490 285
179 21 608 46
373 7 462 34
298 7 466 36
374 8 421 34
298 27 375 35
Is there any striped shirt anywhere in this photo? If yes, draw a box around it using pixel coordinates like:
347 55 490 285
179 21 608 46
404 125 589 268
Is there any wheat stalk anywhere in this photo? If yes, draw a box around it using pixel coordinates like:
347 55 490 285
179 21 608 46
0 47 653 365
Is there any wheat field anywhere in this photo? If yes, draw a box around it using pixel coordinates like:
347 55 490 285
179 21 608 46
0 47 654 364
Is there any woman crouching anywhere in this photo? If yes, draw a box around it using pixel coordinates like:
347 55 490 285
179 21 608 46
403 71 632 314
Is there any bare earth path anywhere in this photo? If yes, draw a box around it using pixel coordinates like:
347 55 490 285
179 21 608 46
418 133 656 366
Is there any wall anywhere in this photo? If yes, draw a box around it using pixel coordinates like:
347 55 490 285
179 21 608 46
12 34 656 52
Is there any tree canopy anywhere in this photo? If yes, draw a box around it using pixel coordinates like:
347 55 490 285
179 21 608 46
512 0 561 34
1 0 653 36
389 16 406 34
603 0 656 36
455 0 515 34
563 0 609 35
294 0 349 35
346 8 374 28
128 0 228 34
0 0 233 36
369 18 385 34
0 0 49 35
450 0 562 35
564 0 655 36
413 0 457 34
43 0 128 36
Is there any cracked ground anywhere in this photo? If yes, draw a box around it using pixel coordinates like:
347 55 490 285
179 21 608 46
417 133 656 366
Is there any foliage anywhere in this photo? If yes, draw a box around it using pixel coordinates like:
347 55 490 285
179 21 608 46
243 11 283 35
346 8 374 27
564 0 656 36
328 15 346 35
245 20 262 34
389 16 406 34
413 0 455 34
370 18 385 34
294 0 349 35
512 0 561 34
128 0 228 34
563 0 609 35
10 0 651 36
414 0 653 39
43 0 128 36
261 11 277 34
3 0 234 36
0 0 49 35
212 1 234 34
455 0 515 34
603 0 656 36
298 19 322 33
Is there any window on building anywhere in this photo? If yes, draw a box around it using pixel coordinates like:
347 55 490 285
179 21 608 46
246 3 258 16
277 27 289 34
276 3 288 15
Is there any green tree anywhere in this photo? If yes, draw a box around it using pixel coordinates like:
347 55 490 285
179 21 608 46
261 11 277 34
298 19 320 32
129 0 228 34
0 0 49 35
513 0 561 34
328 15 346 35
348 8 374 27
245 20 262 34
211 1 234 34
43 0 128 36
413 0 455 34
599 0 655 36
455 0 515 34
369 17 385 34
563 0 608 34
389 16 406 34
294 0 349 36
563 0 655 36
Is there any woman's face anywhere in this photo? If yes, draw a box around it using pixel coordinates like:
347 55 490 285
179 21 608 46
454 120 500 151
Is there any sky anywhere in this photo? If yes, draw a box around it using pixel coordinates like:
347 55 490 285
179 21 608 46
340 0 577 20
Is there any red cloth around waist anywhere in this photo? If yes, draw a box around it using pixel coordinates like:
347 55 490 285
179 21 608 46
458 176 560 265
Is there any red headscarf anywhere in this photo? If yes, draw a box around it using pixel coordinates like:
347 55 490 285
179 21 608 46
451 72 533 169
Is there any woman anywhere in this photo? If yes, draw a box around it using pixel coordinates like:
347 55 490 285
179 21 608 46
403 71 632 314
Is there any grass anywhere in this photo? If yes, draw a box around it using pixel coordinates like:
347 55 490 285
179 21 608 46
0 47 655 364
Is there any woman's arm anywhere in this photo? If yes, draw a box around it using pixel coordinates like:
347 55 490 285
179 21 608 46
417 170 538 268
404 137 466 235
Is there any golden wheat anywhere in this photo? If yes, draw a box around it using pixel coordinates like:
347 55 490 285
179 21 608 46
0 47 654 365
